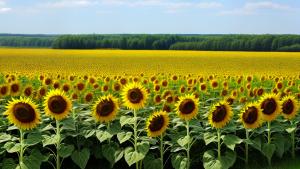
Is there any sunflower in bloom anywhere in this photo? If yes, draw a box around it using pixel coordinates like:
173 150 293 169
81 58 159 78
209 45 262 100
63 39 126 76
44 90 72 120
281 96 299 120
4 97 41 130
259 93 281 122
121 83 148 110
208 101 232 128
240 103 262 129
146 111 169 137
175 94 199 120
92 95 119 123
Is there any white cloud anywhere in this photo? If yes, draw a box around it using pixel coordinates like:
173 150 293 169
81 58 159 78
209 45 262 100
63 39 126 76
0 0 11 13
42 0 96 8
220 1 292 16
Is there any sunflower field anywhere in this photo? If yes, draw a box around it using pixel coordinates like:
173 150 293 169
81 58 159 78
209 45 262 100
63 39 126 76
0 49 300 169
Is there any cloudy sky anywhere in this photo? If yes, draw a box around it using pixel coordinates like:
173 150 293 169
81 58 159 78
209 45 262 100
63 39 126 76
0 0 299 34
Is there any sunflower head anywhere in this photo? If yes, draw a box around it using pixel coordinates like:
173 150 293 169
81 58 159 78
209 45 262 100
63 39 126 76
146 111 169 137
44 89 72 121
4 97 41 130
208 101 232 129
92 95 119 123
259 93 281 122
121 83 148 110
175 94 199 121
281 96 299 120
240 103 262 129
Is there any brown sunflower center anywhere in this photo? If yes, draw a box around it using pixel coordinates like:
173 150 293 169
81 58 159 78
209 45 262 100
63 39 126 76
96 100 114 116
261 98 276 115
11 84 19 93
24 88 32 96
212 105 227 122
48 96 67 114
127 88 143 104
242 106 258 124
179 99 195 114
1 86 8 95
282 99 294 115
148 115 164 132
13 103 36 123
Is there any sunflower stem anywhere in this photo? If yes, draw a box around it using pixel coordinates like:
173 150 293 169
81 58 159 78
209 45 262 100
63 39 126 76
245 129 249 166
267 121 271 166
133 109 139 169
186 120 190 169
217 128 221 161
107 122 111 144
19 129 24 167
56 120 61 169
160 134 164 169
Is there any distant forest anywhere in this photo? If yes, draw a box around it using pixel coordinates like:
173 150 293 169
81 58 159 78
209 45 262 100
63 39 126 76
0 34 300 51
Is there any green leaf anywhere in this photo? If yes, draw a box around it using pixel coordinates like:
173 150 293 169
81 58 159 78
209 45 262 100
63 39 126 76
22 149 49 169
143 154 161 169
58 144 74 158
120 116 136 127
203 132 217 145
262 143 276 162
4 142 21 153
249 137 261 151
61 118 75 131
96 130 113 143
117 132 132 144
273 134 286 158
171 154 187 169
124 142 149 166
82 129 96 138
203 150 236 169
71 148 90 169
102 143 124 168
0 133 12 144
222 134 243 150
2 158 17 169
177 136 190 148
25 132 42 146
285 126 296 134
42 135 58 147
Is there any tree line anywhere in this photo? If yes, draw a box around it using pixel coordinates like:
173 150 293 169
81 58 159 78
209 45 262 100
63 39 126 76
1 34 300 51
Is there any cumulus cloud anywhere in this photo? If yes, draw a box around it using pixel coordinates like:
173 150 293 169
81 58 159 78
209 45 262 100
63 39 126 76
220 1 292 15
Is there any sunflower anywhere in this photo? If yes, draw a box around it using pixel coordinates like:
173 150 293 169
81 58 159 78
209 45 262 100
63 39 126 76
121 83 148 110
44 90 72 120
281 96 299 120
146 111 169 137
4 97 40 130
259 93 281 122
208 101 232 128
23 86 33 97
92 95 119 123
0 85 9 97
240 103 262 129
175 94 199 120
10 82 21 96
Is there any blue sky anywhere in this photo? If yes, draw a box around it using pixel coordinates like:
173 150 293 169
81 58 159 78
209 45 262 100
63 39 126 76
0 0 299 34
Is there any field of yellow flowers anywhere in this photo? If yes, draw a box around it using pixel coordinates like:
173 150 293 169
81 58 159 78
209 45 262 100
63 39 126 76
0 48 300 169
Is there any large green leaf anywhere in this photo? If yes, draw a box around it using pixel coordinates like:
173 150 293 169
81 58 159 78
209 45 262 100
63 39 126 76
42 135 58 147
203 132 217 145
171 154 187 169
71 148 90 169
143 154 161 169
177 135 190 148
117 132 132 144
58 144 74 158
120 116 136 127
96 130 113 143
222 134 243 150
0 133 12 144
203 150 236 169
61 118 76 131
22 149 49 169
102 143 124 168
124 141 149 166
261 143 276 163
4 142 20 153
249 137 262 151
24 132 42 146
